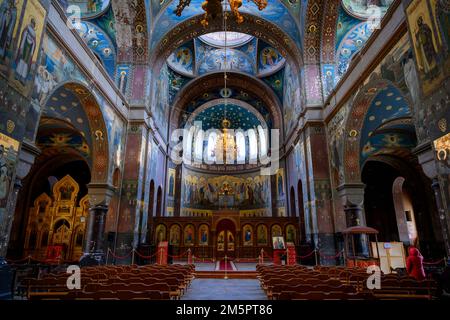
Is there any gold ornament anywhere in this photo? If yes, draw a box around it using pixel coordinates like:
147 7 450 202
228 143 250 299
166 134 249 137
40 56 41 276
6 120 15 134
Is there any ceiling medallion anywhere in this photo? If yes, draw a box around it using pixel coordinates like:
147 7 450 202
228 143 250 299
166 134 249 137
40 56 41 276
174 0 268 27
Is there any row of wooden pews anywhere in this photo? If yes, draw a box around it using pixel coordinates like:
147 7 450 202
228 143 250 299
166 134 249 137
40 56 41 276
257 264 437 300
22 264 195 300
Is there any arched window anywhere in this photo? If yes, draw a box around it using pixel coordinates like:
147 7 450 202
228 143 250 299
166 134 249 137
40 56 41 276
236 130 246 164
207 131 217 163
194 128 204 161
248 129 258 162
258 125 267 159
184 126 195 164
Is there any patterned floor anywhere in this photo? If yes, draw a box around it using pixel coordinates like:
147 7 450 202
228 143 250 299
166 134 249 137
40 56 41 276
181 279 268 300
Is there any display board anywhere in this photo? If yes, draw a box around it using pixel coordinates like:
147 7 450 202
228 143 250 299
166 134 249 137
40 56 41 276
372 242 406 274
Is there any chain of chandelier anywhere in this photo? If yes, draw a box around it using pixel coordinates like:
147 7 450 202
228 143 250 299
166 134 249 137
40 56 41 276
174 0 268 28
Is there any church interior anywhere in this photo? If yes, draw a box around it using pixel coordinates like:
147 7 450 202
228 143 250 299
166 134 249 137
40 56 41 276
0 0 449 301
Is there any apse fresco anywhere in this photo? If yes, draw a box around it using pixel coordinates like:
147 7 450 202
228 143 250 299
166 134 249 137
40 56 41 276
283 62 301 136
74 21 116 78
150 0 301 49
341 0 394 20
181 168 272 213
258 41 285 76
64 0 111 18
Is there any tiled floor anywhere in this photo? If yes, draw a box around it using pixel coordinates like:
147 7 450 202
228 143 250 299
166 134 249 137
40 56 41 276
181 279 268 300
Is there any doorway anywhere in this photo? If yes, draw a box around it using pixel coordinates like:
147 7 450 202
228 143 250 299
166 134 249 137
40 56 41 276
216 219 236 259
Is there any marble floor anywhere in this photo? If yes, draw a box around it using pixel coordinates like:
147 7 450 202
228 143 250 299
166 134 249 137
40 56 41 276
181 279 268 300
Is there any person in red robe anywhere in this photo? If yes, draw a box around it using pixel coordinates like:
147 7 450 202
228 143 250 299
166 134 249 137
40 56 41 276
406 247 426 281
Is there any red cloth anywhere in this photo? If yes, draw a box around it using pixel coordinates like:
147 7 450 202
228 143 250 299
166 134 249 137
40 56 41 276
406 247 426 281
218 260 233 271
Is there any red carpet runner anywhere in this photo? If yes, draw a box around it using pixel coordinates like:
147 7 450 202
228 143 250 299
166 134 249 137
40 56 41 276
217 260 233 271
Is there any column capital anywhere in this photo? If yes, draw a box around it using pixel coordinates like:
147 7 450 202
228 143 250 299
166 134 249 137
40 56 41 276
87 183 116 207
15 141 41 180
337 183 365 207
413 141 439 179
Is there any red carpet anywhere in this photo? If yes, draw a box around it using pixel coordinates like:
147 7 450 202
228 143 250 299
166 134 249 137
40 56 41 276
218 260 233 271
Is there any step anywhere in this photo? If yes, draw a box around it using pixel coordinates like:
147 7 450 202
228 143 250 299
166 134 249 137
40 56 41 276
195 271 258 279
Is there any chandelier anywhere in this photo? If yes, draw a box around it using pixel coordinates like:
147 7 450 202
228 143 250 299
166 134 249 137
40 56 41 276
174 0 268 27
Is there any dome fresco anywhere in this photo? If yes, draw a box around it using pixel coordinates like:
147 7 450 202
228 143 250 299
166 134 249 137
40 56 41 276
166 36 284 78
197 48 255 75
191 103 265 131
167 44 195 77
61 0 111 18
150 0 302 50
341 0 394 20
258 42 286 76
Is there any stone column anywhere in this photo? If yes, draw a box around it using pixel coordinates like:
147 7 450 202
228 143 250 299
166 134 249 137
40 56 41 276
416 143 450 261
431 178 450 258
338 183 367 227
86 204 109 253
338 183 369 256
0 142 40 260
0 178 23 260
81 183 114 264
